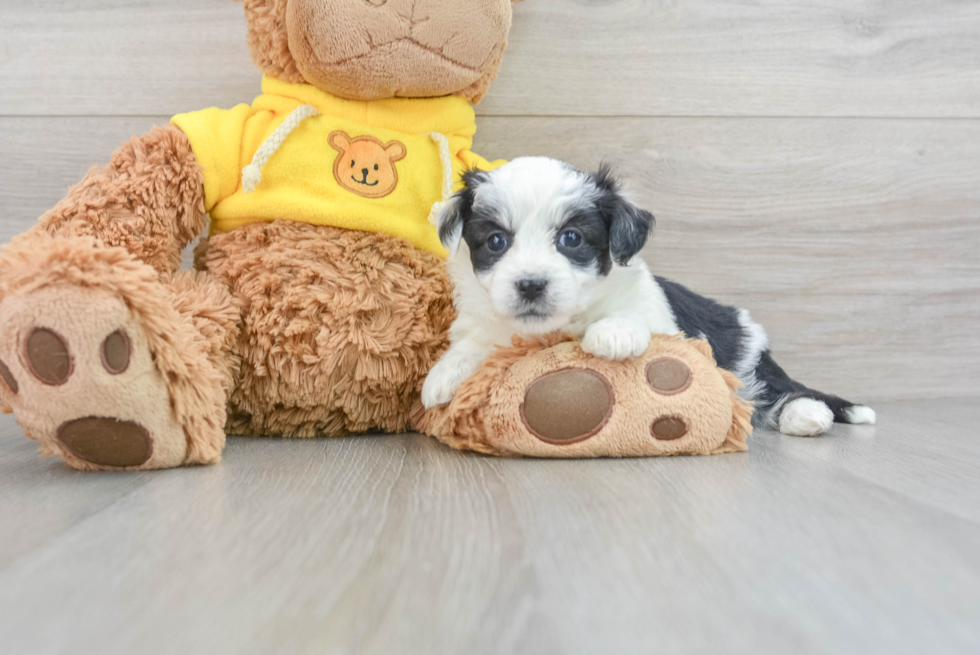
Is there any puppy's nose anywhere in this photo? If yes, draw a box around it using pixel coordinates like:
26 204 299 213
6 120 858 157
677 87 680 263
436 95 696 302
362 168 370 177
517 279 548 302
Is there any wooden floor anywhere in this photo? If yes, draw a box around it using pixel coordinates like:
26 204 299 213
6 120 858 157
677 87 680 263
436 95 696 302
1 400 978 654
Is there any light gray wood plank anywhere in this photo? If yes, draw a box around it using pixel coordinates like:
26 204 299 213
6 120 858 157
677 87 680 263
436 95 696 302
0 117 166 244
0 416 153 569
2 0 980 118
476 116 980 402
0 400 978 655
0 0 258 118
3 116 976 401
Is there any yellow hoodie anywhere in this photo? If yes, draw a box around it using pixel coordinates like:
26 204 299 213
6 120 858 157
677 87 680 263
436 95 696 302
172 77 500 256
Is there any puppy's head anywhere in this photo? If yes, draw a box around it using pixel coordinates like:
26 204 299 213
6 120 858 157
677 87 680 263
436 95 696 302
438 157 655 334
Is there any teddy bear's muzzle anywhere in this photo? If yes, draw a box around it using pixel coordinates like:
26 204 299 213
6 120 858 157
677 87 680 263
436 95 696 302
285 0 512 100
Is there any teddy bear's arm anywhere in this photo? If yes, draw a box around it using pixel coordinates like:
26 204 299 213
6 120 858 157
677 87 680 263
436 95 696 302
459 149 507 175
20 124 206 274
171 104 254 213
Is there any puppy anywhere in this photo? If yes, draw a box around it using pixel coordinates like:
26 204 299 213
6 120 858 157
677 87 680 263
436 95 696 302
421 157 875 436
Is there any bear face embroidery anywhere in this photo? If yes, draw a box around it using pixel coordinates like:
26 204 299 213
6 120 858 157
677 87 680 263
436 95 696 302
328 131 407 199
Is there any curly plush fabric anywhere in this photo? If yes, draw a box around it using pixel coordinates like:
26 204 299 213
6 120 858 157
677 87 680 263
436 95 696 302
413 333 752 458
19 125 205 274
200 221 454 438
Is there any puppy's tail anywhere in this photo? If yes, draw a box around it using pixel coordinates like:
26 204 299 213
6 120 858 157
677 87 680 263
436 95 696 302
750 351 875 436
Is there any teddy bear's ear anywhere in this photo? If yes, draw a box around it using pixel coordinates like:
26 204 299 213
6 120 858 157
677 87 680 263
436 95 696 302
237 0 306 84
454 0 525 104
384 141 407 163
328 131 351 153
455 46 506 105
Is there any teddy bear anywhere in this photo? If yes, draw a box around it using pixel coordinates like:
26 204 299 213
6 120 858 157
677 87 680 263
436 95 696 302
0 0 521 470
0 0 751 470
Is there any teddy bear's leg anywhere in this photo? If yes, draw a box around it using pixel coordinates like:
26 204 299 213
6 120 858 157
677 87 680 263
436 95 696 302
199 221 453 438
17 124 205 274
418 335 752 458
0 237 239 470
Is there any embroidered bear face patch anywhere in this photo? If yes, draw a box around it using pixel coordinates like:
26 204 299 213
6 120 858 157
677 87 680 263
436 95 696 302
328 131 407 199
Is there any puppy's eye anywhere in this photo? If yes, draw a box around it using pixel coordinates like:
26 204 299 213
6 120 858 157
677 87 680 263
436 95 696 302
351 160 355 168
487 233 509 252
374 164 379 171
559 230 583 248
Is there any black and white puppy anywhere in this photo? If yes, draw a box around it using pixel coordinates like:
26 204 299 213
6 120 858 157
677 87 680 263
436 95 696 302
421 157 875 436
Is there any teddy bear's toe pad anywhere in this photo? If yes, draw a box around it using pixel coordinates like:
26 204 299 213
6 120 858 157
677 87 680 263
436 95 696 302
0 358 18 395
101 330 131 374
57 417 152 468
521 369 613 444
651 416 689 441
646 358 692 394
26 328 73 385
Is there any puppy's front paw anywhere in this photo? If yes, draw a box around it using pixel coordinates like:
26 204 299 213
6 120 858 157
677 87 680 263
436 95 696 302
581 318 651 361
422 359 470 409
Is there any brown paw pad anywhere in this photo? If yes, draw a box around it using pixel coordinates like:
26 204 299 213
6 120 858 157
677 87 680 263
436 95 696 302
521 368 613 445
101 330 131 375
651 416 689 441
646 358 692 395
26 327 73 386
0 358 18 394
56 417 153 468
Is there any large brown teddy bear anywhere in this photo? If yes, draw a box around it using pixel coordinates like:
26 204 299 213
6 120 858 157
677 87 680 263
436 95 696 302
0 0 520 470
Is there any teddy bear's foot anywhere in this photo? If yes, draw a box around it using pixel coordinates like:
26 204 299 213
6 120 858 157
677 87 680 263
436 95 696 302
0 239 232 470
0 285 189 469
416 334 753 458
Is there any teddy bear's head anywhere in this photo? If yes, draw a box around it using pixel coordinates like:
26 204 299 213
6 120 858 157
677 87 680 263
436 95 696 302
237 0 520 104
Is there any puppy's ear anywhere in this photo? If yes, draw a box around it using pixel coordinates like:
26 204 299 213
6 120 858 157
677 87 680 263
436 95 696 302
437 169 489 257
609 199 655 266
437 195 465 257
592 164 655 266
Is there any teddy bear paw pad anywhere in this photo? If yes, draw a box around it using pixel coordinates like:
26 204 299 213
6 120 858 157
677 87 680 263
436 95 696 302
650 416 689 441
57 417 152 468
521 369 613 444
0 285 189 470
25 328 73 385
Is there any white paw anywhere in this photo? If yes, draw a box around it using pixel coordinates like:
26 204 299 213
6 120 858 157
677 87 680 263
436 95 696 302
845 405 876 425
421 358 470 409
581 318 651 361
779 397 834 437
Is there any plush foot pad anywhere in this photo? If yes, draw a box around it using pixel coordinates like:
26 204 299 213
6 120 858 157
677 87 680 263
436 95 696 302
0 285 189 470
57 417 152 468
416 334 752 458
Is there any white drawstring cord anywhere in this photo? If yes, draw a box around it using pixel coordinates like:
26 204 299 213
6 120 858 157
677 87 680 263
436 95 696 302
427 132 454 227
242 104 320 194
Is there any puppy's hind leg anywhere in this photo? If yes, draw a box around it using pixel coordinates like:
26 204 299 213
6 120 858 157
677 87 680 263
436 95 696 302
748 351 875 437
